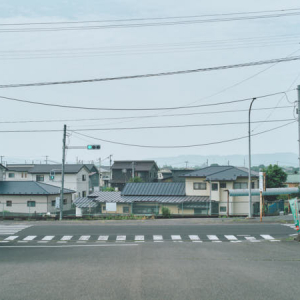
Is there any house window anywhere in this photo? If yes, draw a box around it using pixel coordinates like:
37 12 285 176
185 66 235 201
220 206 227 212
102 205 106 211
36 175 44 182
212 183 218 191
251 182 255 189
123 206 129 213
233 182 248 189
6 201 12 207
82 191 86 197
8 173 15 178
193 182 207 190
51 200 55 207
27 201 36 207
63 199 67 205
82 174 86 181
220 182 227 189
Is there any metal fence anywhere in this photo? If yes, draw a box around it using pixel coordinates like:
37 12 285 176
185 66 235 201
0 199 294 220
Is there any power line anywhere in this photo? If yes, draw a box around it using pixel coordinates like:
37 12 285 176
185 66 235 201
0 119 295 133
1 11 300 33
1 8 299 26
0 91 291 111
70 121 296 148
1 56 300 88
0 105 293 124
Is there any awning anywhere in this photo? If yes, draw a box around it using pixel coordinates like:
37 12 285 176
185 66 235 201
228 187 299 197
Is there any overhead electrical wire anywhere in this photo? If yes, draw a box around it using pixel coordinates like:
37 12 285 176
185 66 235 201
0 119 295 133
1 7 299 26
0 105 293 124
70 121 296 148
0 91 291 111
1 56 300 88
1 11 300 33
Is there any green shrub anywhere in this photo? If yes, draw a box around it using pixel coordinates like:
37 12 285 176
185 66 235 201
161 207 171 218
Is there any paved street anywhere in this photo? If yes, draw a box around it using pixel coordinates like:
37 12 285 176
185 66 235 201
0 220 299 300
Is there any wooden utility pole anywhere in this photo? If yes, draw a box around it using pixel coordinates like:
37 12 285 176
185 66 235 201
60 124 67 221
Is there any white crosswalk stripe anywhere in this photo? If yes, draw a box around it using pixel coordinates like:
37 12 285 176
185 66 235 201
23 236 36 241
135 235 144 242
60 235 72 241
245 236 260 242
78 235 90 242
116 235 126 241
207 235 222 242
98 235 109 241
225 235 241 243
153 235 163 242
189 235 202 242
260 234 276 241
0 225 31 235
4 236 18 241
171 235 182 242
42 236 55 241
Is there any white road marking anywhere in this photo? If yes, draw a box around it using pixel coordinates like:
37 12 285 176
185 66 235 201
260 235 275 240
225 235 238 241
153 235 163 242
4 236 18 241
0 225 31 235
171 235 182 242
0 244 139 248
245 237 260 242
42 236 55 241
78 235 90 241
61 236 72 241
116 235 126 241
189 235 202 242
207 235 219 241
98 235 109 241
23 236 36 241
135 235 144 242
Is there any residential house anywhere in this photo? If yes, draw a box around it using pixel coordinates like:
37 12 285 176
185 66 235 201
99 166 111 187
183 166 259 216
160 169 196 182
111 160 159 191
0 181 74 215
284 174 300 188
0 164 7 181
85 164 100 192
74 182 213 216
5 164 97 200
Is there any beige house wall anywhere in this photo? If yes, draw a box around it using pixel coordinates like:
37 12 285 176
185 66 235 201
0 194 73 214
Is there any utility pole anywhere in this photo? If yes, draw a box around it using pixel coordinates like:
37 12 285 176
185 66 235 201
0 156 3 164
297 85 300 190
248 98 256 218
185 161 188 169
206 159 209 167
60 124 67 221
109 154 113 186
45 156 48 164
99 157 101 187
132 162 135 179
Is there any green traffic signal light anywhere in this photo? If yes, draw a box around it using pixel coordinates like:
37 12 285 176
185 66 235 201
87 145 100 150
87 145 93 150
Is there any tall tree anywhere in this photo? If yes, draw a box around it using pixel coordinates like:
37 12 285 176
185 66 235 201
263 164 287 188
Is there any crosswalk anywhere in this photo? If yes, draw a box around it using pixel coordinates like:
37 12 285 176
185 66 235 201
0 234 281 244
0 224 31 235
281 224 296 230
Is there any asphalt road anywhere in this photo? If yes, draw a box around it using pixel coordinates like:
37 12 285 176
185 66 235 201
1 239 299 300
0 220 299 300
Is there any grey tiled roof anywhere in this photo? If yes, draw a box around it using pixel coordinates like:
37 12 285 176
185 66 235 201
183 166 258 180
122 183 185 196
6 164 90 174
0 181 74 195
90 192 122 203
112 161 158 171
0 164 7 170
74 197 98 208
120 196 211 203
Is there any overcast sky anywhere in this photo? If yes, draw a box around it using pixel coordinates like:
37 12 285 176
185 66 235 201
0 0 300 166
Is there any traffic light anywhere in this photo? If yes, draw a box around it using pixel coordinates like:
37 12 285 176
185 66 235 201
87 145 101 150
50 171 55 180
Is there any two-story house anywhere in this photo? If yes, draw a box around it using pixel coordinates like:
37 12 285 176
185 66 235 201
183 166 259 216
0 164 7 181
5 164 97 200
111 160 159 191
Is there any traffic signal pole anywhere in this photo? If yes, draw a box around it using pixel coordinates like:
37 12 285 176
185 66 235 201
60 124 67 221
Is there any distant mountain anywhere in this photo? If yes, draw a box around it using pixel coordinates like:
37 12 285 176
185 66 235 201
152 153 298 168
